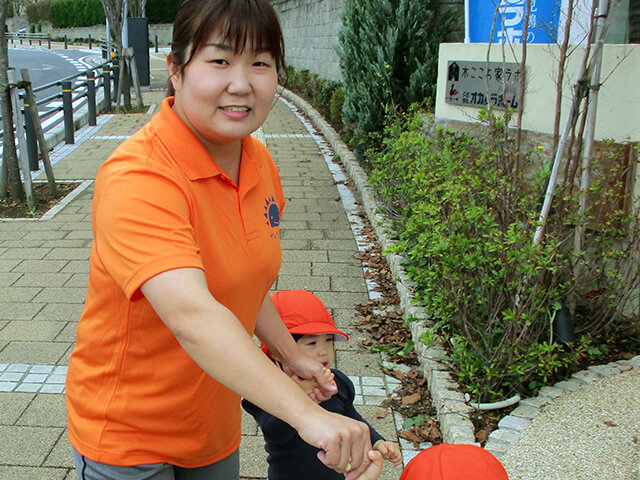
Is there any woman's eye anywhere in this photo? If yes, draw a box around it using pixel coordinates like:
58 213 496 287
210 59 228 65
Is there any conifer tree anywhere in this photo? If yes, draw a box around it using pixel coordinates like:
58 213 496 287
337 0 458 160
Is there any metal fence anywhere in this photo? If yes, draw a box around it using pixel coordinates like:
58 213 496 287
0 59 118 171
6 32 105 51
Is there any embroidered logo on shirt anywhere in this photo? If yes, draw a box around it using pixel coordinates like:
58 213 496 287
264 195 280 227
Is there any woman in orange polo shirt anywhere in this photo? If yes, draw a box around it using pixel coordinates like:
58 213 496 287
65 0 372 478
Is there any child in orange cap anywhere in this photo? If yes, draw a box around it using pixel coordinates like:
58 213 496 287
242 289 402 480
356 444 509 480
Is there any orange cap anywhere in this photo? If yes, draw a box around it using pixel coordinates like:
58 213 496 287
272 290 348 340
262 290 349 357
399 444 509 480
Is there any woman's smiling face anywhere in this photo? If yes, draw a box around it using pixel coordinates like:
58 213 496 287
168 31 278 152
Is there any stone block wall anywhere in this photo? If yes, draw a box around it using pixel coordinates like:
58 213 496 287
272 0 345 81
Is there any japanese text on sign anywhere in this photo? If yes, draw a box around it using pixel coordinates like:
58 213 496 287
445 60 522 111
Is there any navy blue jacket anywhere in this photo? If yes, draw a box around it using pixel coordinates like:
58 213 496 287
242 369 384 480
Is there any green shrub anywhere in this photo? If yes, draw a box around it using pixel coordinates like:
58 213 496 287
329 86 345 126
146 0 181 24
281 65 344 129
368 106 640 402
313 79 341 121
51 0 104 28
26 0 52 24
337 0 458 162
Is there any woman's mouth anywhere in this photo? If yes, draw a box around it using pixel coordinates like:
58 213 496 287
220 106 250 112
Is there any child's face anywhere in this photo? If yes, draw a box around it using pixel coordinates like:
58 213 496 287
296 334 335 368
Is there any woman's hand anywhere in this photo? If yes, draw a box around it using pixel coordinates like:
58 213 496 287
296 409 373 480
283 358 337 402
356 450 384 480
290 367 335 403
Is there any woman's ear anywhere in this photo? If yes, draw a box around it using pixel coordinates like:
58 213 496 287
166 54 182 93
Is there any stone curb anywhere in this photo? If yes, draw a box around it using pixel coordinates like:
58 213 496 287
278 87 640 464
484 355 640 459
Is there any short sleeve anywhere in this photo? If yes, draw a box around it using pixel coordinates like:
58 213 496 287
93 166 204 299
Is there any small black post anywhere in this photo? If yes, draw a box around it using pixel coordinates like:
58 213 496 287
24 102 39 171
112 58 119 101
102 66 111 113
86 70 96 125
62 80 74 144
88 34 92 49
64 34 68 49
155 35 158 53
47 34 51 49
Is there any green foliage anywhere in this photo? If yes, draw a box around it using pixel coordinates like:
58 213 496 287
283 65 345 129
146 0 181 24
368 106 640 402
26 0 52 24
402 414 430 429
329 86 345 126
336 0 458 161
51 0 105 28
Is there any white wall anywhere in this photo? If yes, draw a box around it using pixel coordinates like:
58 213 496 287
436 42 640 142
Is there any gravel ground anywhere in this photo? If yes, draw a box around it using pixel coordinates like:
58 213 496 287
501 367 640 480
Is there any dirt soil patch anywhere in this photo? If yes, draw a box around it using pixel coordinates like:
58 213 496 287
0 182 79 219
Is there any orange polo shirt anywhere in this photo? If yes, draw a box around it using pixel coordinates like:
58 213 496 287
66 97 284 468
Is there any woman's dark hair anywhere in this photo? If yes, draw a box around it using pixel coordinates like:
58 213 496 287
167 0 285 96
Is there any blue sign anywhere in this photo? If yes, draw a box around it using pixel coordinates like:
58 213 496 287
467 0 561 44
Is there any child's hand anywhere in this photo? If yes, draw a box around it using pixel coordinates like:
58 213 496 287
290 367 335 403
356 450 383 480
373 440 403 466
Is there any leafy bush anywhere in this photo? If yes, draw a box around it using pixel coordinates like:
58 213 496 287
329 86 345 126
51 0 104 28
26 0 52 24
368 106 639 402
337 0 458 162
283 65 344 131
146 0 181 24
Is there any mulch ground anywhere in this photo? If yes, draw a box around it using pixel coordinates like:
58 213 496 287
0 182 78 218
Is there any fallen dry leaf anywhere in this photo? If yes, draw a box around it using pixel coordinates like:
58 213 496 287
401 393 421 406
398 430 423 446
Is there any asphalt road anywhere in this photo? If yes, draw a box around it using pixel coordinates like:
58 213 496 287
4 47 99 126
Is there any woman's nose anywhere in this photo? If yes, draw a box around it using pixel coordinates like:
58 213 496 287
227 66 251 94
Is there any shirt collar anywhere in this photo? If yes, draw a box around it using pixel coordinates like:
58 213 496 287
151 97 261 183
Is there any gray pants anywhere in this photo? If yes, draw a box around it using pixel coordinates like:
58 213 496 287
72 447 239 480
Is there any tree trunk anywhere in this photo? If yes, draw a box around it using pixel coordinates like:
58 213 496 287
101 0 132 108
573 0 621 258
0 0 24 202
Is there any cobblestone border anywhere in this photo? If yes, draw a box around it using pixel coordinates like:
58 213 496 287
279 87 640 462
483 355 640 458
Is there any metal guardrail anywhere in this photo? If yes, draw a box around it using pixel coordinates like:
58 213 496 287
0 59 118 170
6 32 106 50
6 32 51 47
